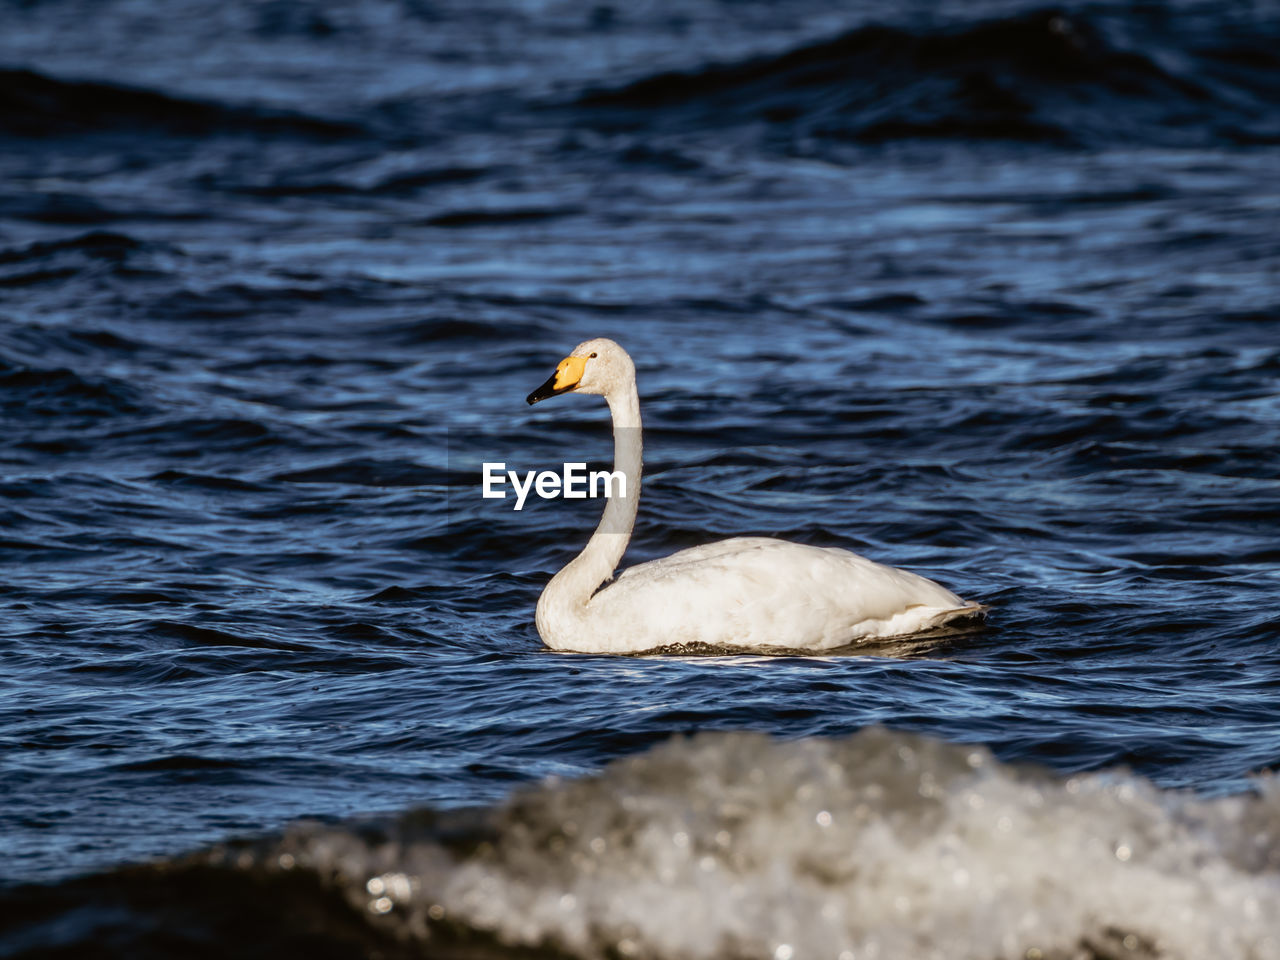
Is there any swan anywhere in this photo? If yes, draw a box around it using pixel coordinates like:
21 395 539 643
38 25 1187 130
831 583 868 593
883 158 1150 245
525 338 984 654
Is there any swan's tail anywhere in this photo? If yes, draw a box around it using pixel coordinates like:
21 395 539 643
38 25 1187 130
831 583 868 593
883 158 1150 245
926 600 989 627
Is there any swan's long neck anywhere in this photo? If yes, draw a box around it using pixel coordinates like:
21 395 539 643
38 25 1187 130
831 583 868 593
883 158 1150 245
537 379 642 639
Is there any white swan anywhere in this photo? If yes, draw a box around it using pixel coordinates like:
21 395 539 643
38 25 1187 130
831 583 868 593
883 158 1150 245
526 338 984 654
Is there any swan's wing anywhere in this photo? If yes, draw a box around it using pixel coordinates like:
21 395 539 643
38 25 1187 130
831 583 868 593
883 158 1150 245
614 536 785 575
597 537 971 651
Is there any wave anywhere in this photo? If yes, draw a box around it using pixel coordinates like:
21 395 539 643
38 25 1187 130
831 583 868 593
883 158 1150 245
221 164 491 198
0 231 185 302
0 68 363 139
421 206 584 228
272 458 450 487
0 230 143 266
575 8 1280 148
4 729 1277 958
0 361 146 421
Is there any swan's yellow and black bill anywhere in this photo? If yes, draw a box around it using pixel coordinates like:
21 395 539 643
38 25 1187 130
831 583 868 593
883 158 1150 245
527 355 587 405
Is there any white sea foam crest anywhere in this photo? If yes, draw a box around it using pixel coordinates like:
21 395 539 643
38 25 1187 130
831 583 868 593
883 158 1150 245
250 729 1280 960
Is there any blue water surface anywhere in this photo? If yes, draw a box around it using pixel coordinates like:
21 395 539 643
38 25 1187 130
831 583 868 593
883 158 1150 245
1 0 1278 893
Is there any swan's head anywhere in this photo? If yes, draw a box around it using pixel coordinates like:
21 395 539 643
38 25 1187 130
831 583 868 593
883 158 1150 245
527 338 633 404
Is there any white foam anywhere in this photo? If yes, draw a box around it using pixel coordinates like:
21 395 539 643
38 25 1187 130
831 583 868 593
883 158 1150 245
241 729 1280 959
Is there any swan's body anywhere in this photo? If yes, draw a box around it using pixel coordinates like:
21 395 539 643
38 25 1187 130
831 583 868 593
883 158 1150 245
526 339 983 654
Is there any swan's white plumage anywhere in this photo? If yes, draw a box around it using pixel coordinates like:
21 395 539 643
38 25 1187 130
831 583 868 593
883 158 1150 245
527 338 983 654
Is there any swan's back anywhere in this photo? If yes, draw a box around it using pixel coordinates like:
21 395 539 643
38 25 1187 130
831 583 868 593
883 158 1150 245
580 537 975 653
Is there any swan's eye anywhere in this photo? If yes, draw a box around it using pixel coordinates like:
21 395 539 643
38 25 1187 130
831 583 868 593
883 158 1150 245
589 352 597 358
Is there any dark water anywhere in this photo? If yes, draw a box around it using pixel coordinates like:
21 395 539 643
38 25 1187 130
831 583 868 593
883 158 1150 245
3 1 1280 956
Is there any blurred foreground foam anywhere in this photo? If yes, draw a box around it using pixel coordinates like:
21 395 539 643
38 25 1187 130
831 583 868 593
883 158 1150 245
226 728 1280 960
